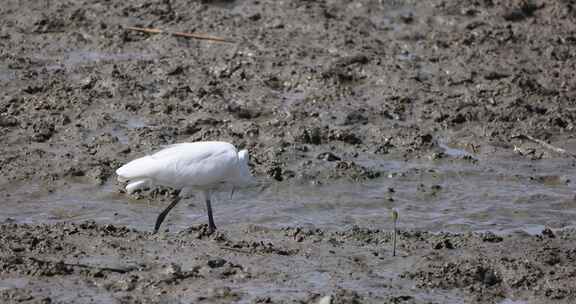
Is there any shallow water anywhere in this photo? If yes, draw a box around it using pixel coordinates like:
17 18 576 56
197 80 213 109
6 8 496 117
2 155 575 236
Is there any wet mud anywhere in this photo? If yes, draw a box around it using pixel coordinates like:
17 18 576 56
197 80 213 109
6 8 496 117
2 223 576 303
2 0 576 303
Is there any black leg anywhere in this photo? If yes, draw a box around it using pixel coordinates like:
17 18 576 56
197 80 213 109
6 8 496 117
153 193 181 234
206 197 216 234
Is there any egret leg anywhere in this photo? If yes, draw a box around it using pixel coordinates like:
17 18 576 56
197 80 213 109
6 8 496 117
204 191 217 234
153 191 182 234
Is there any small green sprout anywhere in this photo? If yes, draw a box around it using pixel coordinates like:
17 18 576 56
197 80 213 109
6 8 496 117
391 209 399 257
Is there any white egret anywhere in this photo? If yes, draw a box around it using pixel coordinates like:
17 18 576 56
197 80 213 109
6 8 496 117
116 141 255 234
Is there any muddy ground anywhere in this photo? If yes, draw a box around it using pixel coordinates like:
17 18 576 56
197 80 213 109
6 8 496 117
1 222 576 304
1 0 576 303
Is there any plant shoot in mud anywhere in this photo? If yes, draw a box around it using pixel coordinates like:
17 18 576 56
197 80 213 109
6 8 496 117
392 209 399 257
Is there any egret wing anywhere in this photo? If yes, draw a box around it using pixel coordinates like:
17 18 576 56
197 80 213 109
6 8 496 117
116 142 239 189
168 147 238 188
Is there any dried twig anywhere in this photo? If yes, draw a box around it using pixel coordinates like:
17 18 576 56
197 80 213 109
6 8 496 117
512 134 576 158
125 26 235 43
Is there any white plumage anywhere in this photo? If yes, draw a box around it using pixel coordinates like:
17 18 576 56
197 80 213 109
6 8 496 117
116 141 255 233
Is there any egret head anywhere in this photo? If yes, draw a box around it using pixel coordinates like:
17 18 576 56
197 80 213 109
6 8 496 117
237 149 256 187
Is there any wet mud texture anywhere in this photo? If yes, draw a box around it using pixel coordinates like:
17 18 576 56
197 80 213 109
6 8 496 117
2 0 576 303
2 0 576 185
2 223 576 303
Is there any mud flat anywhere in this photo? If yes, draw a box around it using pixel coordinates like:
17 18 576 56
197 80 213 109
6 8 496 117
2 223 576 303
1 0 576 303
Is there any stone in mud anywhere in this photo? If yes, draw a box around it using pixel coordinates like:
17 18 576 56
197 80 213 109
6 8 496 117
207 258 227 269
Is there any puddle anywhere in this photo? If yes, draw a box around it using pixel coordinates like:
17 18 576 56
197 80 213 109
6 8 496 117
2 157 575 235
